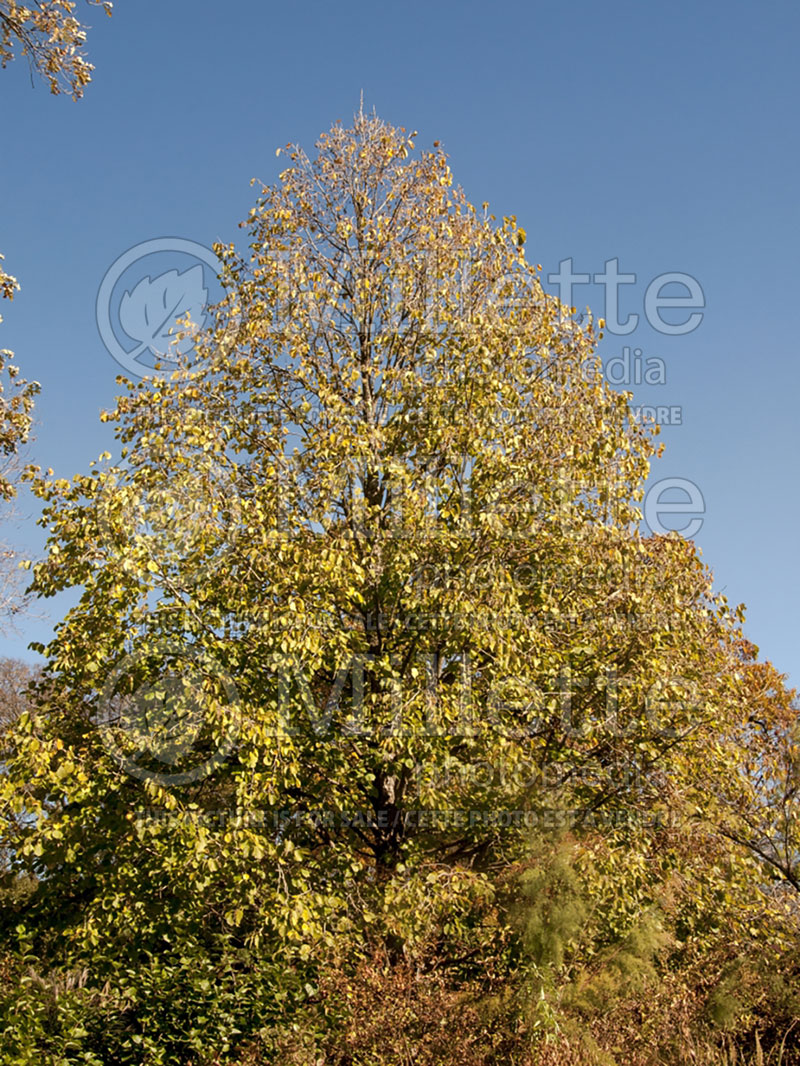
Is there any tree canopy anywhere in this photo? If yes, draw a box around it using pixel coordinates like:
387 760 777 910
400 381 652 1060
0 112 798 1066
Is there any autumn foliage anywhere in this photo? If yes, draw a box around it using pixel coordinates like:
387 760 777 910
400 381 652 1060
0 114 798 1065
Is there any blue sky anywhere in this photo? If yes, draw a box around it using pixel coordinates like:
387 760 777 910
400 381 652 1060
1 0 798 686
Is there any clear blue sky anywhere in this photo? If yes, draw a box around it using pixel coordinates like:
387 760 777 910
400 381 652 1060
1 0 798 688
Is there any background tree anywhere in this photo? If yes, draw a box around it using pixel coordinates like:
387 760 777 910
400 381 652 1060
0 0 112 628
0 283 39 631
0 0 112 98
0 657 36 733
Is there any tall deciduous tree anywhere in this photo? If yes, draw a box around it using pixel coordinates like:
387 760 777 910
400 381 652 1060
0 113 797 1064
